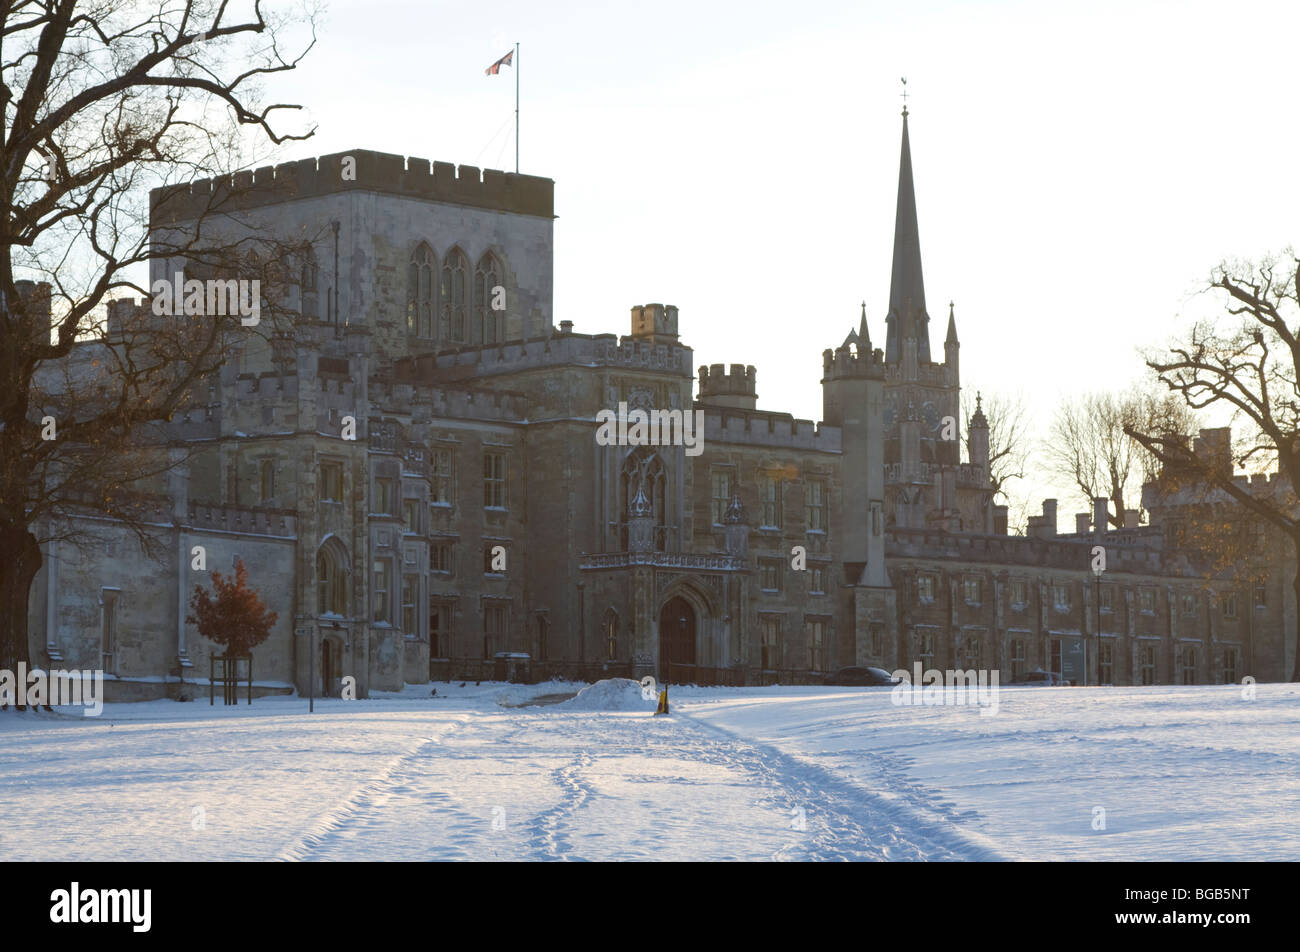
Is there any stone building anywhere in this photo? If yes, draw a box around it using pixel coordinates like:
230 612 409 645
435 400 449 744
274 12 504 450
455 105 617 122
25 110 1295 699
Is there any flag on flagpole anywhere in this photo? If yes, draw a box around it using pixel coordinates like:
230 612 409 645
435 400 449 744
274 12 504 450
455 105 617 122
485 49 514 75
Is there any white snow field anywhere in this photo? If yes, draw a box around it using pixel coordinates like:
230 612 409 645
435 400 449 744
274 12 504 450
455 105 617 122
1 680 1296 861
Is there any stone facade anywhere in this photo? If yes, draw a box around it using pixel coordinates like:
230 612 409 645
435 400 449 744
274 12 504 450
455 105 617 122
26 120 1296 699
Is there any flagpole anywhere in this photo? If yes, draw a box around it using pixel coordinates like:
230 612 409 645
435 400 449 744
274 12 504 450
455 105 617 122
515 42 520 173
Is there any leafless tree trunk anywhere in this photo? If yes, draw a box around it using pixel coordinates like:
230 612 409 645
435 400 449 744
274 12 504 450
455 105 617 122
1125 251 1300 681
0 1 317 690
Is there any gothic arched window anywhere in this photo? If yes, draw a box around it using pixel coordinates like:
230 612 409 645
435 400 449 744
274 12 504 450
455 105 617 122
475 253 502 345
316 539 350 616
408 243 435 338
619 448 667 549
441 247 468 344
300 245 320 321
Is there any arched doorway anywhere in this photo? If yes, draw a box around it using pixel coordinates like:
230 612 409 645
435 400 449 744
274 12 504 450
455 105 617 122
659 596 696 680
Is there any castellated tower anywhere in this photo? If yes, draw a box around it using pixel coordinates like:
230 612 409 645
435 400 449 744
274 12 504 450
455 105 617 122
629 303 679 345
822 331 899 667
697 363 757 410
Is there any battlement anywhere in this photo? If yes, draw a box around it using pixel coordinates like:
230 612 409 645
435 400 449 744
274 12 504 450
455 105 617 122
630 303 679 342
886 527 1178 576
698 363 757 409
186 501 295 538
393 329 693 381
371 378 530 425
822 344 885 381
883 360 951 388
151 151 555 224
701 406 839 452
884 461 986 488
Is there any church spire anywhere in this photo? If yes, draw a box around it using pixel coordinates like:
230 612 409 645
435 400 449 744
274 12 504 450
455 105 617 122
945 300 958 345
884 107 931 364
859 300 870 349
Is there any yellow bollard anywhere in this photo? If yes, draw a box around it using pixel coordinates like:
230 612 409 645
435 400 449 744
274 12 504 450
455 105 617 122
654 686 669 716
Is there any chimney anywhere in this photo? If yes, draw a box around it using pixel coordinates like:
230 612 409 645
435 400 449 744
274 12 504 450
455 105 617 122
1092 496 1108 533
1124 509 1140 529
993 505 1008 535
559 320 573 334
1043 499 1057 535
1076 513 1091 535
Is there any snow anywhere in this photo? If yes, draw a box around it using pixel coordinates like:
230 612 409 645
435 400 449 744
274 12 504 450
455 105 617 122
2 681 1297 861
557 678 657 712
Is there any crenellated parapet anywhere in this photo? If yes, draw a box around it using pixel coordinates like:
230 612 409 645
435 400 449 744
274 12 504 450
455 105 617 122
151 151 555 224
886 527 1178 576
883 361 951 387
698 363 757 409
393 330 693 381
822 343 886 381
371 377 530 424
185 501 296 538
701 407 838 451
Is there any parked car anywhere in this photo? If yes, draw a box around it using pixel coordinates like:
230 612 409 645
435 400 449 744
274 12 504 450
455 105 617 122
1010 669 1069 686
825 666 902 686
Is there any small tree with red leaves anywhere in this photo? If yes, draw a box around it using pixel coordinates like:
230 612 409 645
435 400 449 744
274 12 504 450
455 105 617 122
187 558 278 658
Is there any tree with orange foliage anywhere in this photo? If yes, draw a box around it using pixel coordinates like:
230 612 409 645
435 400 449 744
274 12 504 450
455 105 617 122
187 558 278 658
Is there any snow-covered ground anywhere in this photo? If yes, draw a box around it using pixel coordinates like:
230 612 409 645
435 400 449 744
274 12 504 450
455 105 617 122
1 680 1296 861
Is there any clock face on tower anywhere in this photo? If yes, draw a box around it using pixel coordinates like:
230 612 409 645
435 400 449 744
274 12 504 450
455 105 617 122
922 401 939 431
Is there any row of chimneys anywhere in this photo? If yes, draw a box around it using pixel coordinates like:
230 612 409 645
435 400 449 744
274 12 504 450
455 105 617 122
1022 497 1141 538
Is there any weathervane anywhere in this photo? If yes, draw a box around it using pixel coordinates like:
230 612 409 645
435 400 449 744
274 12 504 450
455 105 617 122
900 76 909 116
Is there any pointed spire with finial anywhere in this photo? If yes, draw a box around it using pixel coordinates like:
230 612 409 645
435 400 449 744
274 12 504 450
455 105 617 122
971 389 988 429
884 89 931 364
945 300 958 345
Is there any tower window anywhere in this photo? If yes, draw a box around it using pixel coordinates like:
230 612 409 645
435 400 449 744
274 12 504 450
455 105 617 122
805 480 827 532
408 243 435 339
484 452 506 508
475 253 502 345
759 474 782 528
441 247 468 343
711 470 731 525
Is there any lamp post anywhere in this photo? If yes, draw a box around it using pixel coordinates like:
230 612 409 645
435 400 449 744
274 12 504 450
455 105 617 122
1091 562 1103 688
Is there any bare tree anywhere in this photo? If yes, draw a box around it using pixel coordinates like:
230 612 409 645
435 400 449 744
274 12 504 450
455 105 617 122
0 1 317 683
1044 385 1194 528
1126 252 1300 681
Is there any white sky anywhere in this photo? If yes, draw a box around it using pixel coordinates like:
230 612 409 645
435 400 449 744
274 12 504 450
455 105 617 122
262 0 1300 526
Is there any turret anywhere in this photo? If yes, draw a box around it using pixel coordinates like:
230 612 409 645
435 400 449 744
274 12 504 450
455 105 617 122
968 391 989 472
698 363 757 410
819 330 887 585
630 302 679 345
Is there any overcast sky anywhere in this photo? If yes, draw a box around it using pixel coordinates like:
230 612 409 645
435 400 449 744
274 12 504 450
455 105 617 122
265 0 1300 526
